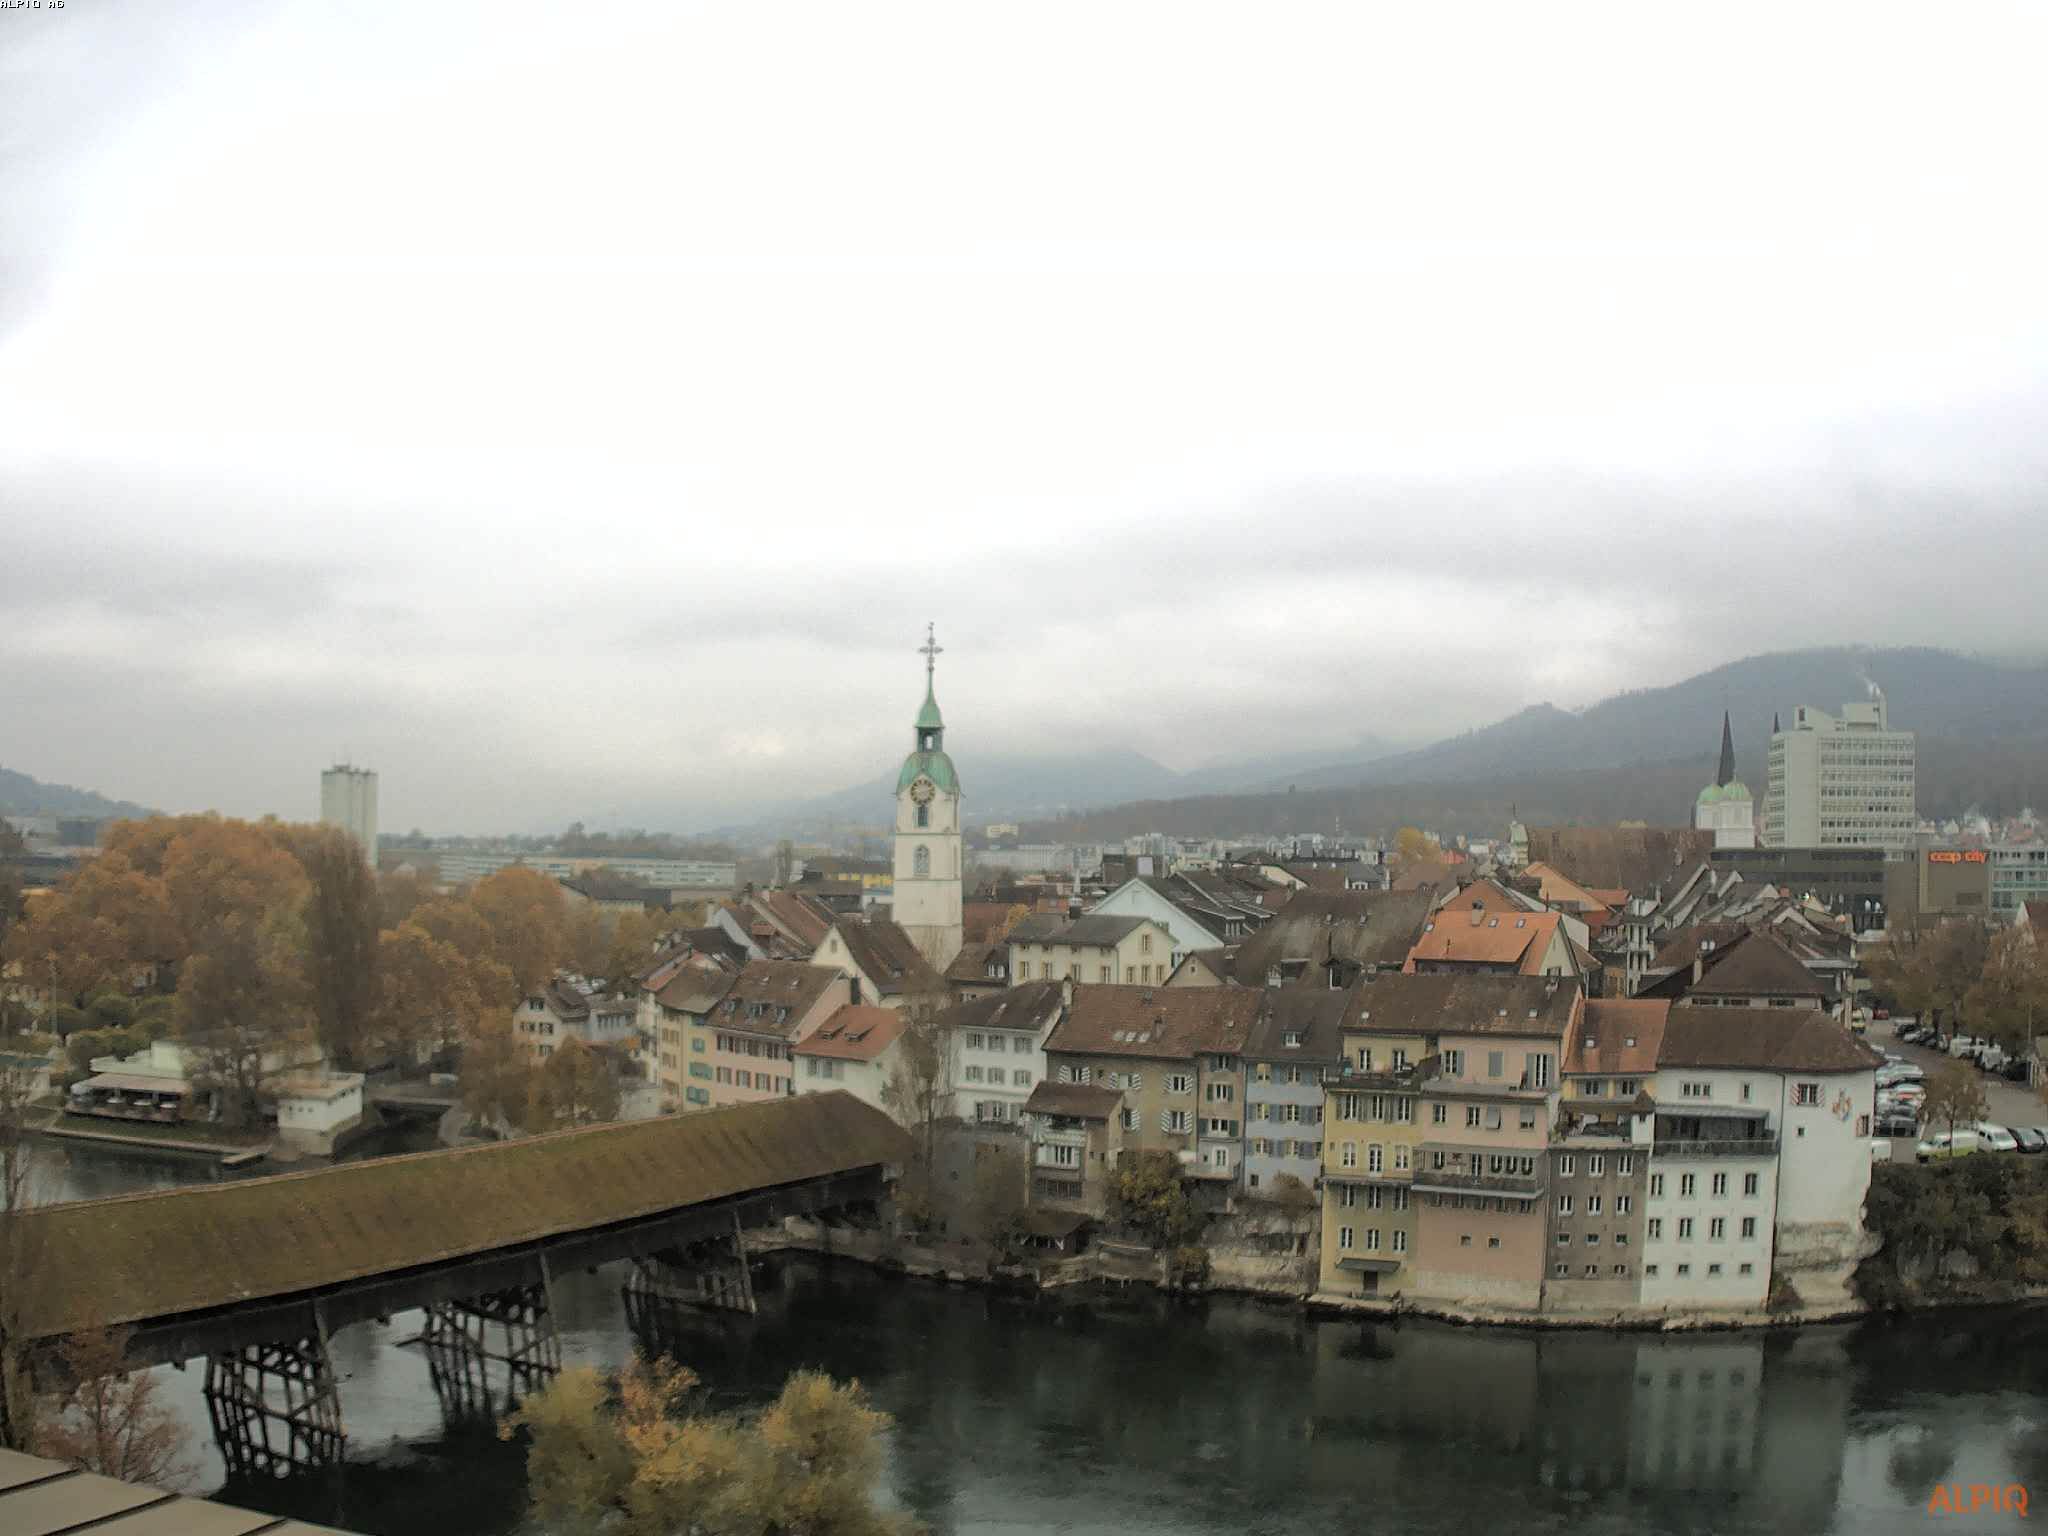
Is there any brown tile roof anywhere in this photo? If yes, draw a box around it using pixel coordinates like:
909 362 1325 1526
542 980 591 1021
1056 913 1153 947
1685 929 1825 999
741 889 835 951
962 901 1022 944
1566 999 1668 1076
1342 972 1582 1039
934 980 1065 1037
1023 1080 1123 1120
794 1005 907 1061
1402 909 1566 973
706 960 844 1037
1228 889 1433 980
1522 826 1716 896
15 1092 912 1343
653 958 740 1016
826 917 945 997
943 940 1007 984
1657 1005 1882 1074
1044 984 1262 1061
1650 922 1750 971
1242 990 1349 1063
1390 859 1465 892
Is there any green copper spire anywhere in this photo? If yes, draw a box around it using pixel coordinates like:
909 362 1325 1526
899 622 960 793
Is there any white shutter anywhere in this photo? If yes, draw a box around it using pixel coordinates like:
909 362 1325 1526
1159 1108 1172 1134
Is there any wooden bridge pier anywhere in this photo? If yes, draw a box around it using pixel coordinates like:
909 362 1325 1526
204 1318 346 1479
420 1261 564 1419
624 1212 759 1317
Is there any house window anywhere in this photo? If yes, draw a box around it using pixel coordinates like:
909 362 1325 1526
1206 1082 1234 1103
1283 1031 1302 1048
915 803 929 828
1560 1155 1576 1176
1587 1196 1602 1216
1678 1218 1694 1240
1557 1231 1572 1246
1530 1054 1553 1089
1393 1145 1410 1171
1557 1195 1573 1215
1393 1230 1409 1252
1618 1154 1633 1175
1554 1263 1569 1278
913 845 931 877
1709 1217 1726 1240
1367 1144 1384 1173
1589 1155 1605 1176
1616 1079 1638 1096
965 1066 983 1083
1741 1216 1756 1240
1364 1228 1382 1252
1014 1070 1031 1086
1650 1173 1664 1198
1140 932 1153 954
1793 1082 1822 1107
1739 1262 1754 1276
1616 1195 1632 1215
1120 1108 1139 1131
1677 1263 1691 1277
1341 1143 1357 1169
1744 1172 1760 1197
1487 1050 1504 1078
1680 1174 1696 1198
966 1033 984 1050
1647 1218 1662 1240
1431 1103 1447 1125
1682 1081 1711 1099
1168 1074 1193 1095
1645 1264 1659 1277
1712 1173 1728 1197
1357 1047 1374 1070
1391 1048 1409 1070
1164 1109 1191 1133
1339 1185 1358 1208
1442 1049 1463 1075
1465 1105 1481 1128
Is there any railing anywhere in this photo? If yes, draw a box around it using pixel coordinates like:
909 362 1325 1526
1032 1148 1084 1171
1652 1137 1780 1159
1410 1155 1544 1197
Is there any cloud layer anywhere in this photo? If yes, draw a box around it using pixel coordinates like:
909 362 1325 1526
4 1 2046 832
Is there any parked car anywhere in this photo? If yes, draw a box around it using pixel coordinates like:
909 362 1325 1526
1948 1035 1985 1058
1882 1087 1927 1110
1874 1008 1891 1021
2007 1126 2048 1155
1883 1052 1906 1065
1978 1124 2021 1153
1917 1129 1981 1161
1897 1024 1933 1046
1876 1064 1925 1086
2002 1059 2034 1083
1874 1112 1921 1138
1974 1045 2010 1073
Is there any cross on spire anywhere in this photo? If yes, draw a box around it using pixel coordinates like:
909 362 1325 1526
919 622 943 686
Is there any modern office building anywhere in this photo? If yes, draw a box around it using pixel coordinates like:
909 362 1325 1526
319 764 379 865
1989 843 2048 916
1762 698 1915 852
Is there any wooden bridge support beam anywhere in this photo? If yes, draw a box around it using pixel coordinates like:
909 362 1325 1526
203 1323 345 1480
420 1271 561 1418
625 1212 758 1317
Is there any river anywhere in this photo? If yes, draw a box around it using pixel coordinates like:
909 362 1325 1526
31 1142 2048 1535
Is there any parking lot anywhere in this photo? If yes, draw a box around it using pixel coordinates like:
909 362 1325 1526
1876 1018 2047 1152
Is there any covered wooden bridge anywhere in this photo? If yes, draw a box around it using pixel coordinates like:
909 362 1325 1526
15 1092 908 1476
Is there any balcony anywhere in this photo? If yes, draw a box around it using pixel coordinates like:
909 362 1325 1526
1652 1137 1779 1160
1033 1146 1085 1172
1411 1145 1545 1198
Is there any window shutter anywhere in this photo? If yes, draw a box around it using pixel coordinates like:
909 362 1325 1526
1159 1108 1172 1134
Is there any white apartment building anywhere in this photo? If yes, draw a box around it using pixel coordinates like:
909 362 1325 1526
1762 698 1916 851
433 851 737 888
937 980 1066 1124
320 764 379 865
1641 1005 1878 1313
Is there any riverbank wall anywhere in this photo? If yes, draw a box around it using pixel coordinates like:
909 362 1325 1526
752 1217 2047 1333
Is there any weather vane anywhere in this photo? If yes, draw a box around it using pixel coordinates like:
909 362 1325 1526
919 621 942 684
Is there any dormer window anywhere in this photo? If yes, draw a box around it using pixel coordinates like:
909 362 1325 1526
1283 1031 1302 1048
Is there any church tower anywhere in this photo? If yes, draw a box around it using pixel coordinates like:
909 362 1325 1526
892 624 964 970
1694 710 1757 850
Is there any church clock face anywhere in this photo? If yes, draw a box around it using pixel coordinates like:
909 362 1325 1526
910 776 936 805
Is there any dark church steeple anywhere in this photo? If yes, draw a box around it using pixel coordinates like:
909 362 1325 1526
1716 711 1736 788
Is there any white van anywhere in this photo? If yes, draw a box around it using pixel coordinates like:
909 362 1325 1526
1916 1129 1981 1161
1948 1035 1984 1058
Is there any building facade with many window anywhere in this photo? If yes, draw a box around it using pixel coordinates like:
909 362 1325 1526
1763 697 1916 851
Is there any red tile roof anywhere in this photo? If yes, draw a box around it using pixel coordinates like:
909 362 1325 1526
1565 999 1668 1076
1402 909 1566 974
1044 984 1262 1061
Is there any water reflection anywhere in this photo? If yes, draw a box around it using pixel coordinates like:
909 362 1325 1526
29 1140 2048 1536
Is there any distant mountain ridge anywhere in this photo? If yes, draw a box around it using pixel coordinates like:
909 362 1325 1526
0 765 152 821
742 647 2048 838
1288 647 2048 792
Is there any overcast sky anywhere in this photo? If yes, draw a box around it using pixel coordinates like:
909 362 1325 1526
4 1 2047 835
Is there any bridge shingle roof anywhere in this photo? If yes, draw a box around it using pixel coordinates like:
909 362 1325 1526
15 1092 909 1342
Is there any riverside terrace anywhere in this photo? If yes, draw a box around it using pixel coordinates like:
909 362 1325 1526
10 1093 909 1477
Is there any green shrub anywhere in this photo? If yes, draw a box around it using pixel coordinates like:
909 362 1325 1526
48 1005 88 1040
132 996 176 1042
87 994 136 1030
